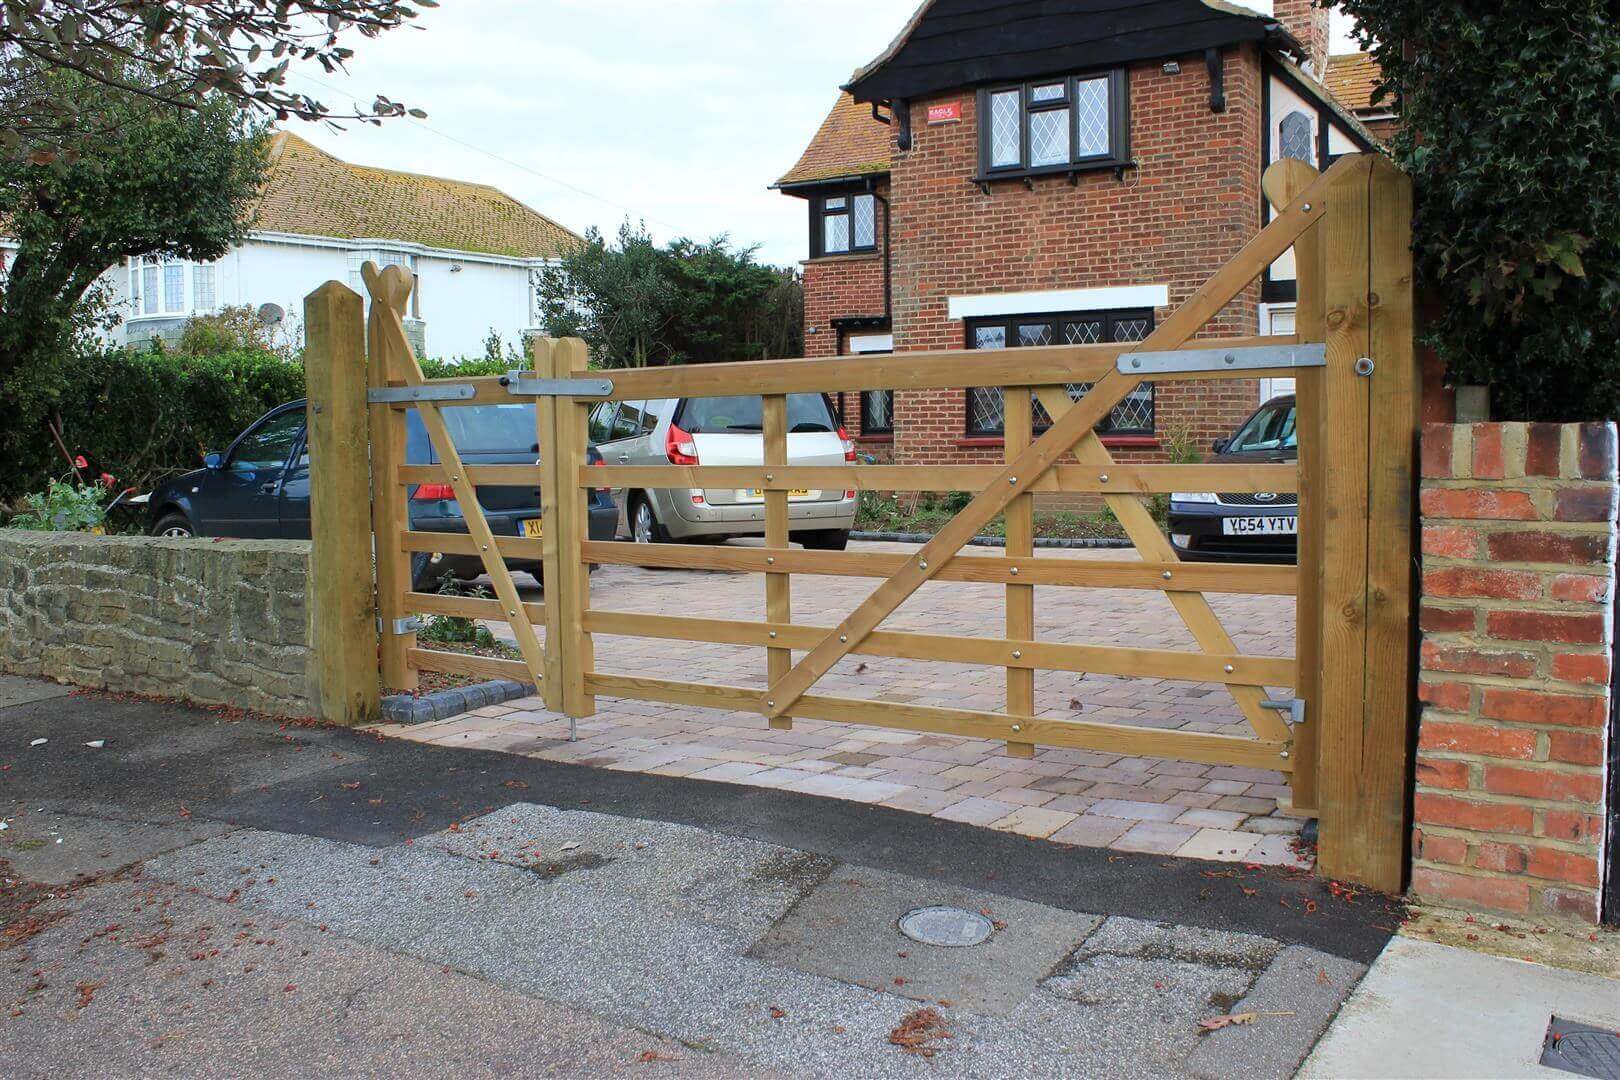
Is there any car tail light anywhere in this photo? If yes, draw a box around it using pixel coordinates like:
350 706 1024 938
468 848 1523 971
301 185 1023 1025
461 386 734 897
412 483 456 501
837 426 856 462
589 456 610 493
845 490 856 499
666 421 699 465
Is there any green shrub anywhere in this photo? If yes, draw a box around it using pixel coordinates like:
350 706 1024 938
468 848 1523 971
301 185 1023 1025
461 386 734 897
1 346 304 501
5 477 116 532
1336 0 1620 421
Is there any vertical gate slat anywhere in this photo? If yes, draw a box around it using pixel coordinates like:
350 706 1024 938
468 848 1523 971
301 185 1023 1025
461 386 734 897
1005 385 1036 757
1266 159 1327 816
763 394 793 731
367 281 416 691
1315 155 1377 886
553 337 596 718
535 337 565 712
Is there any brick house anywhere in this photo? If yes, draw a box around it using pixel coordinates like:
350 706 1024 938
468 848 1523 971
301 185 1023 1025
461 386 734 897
774 0 1388 472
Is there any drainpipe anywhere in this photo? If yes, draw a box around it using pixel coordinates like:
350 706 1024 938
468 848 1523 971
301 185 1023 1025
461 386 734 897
873 184 892 326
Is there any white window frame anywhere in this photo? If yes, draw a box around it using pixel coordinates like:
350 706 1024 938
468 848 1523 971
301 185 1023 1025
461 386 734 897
128 255 219 319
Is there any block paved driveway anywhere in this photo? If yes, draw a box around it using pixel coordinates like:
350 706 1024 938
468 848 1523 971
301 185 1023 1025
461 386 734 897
383 540 1310 867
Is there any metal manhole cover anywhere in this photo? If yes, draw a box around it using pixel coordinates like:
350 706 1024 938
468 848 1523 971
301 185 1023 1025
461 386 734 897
1543 1017 1620 1080
899 906 994 947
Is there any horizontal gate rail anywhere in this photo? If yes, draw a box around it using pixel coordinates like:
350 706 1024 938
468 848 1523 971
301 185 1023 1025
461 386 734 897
583 673 1291 772
578 463 1297 496
364 333 1298 408
581 610 1293 687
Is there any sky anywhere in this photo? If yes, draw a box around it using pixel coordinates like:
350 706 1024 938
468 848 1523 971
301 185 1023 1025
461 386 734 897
287 1 1362 267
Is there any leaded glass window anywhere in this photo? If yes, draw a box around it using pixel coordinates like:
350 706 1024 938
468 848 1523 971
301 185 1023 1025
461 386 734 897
990 90 1022 167
979 70 1125 176
817 193 877 256
966 311 1155 436
1279 110 1314 163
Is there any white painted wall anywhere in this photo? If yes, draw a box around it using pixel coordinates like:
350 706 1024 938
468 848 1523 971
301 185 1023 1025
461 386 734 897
84 232 550 358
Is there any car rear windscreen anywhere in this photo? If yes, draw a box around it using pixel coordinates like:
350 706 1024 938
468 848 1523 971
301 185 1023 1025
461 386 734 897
678 394 836 434
436 404 538 455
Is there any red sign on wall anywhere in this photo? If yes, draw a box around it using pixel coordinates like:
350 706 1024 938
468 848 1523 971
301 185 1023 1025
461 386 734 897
926 101 962 125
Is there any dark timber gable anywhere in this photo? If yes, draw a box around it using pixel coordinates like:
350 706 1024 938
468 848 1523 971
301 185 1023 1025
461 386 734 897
845 0 1292 103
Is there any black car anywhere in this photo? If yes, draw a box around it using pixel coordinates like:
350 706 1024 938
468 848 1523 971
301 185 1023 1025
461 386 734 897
1167 394 1297 564
146 400 619 588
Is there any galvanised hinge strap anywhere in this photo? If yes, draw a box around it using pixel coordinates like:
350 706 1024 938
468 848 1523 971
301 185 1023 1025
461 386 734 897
501 371 615 397
378 616 423 636
1118 343 1326 375
368 384 476 404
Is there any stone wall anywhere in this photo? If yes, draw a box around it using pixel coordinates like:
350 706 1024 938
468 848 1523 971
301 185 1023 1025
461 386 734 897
0 532 315 718
1413 422 1615 923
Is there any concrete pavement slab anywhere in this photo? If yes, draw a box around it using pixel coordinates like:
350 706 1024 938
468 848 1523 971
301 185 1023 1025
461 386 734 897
0 876 763 1079
748 865 1102 1015
0 674 72 709
1300 935 1620 1079
0 807 231 885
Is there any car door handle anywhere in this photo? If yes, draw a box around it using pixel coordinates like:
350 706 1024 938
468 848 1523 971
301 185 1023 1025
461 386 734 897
617 454 630 463
260 482 279 494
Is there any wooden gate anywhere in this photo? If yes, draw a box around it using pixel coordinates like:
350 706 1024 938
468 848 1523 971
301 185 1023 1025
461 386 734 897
307 153 1416 892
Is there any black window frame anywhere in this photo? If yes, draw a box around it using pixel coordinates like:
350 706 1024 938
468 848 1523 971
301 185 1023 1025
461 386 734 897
975 68 1130 182
811 190 879 258
962 309 1156 438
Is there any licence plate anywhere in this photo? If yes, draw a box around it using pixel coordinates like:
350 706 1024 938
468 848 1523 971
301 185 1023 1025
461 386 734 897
750 488 811 498
520 518 543 538
1222 516 1297 536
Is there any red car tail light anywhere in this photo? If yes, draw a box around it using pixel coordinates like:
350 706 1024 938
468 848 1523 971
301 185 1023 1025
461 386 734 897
838 426 856 462
666 421 699 465
412 483 456 501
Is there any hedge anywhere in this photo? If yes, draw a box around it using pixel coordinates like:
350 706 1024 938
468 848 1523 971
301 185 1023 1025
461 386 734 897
2 348 513 502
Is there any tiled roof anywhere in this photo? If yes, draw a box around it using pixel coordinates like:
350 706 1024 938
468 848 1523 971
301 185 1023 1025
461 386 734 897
1325 51 1387 115
252 132 580 259
776 93 892 187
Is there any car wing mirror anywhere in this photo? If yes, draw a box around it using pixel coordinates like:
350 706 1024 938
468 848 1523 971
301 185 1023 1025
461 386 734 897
203 452 224 470
1211 439 1229 454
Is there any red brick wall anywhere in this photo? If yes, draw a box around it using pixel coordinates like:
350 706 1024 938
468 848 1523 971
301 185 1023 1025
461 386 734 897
883 46 1266 472
1273 0 1330 77
799 179 890 451
1413 422 1616 923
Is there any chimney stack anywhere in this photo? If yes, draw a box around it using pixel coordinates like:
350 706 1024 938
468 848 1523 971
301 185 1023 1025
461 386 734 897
1273 0 1331 79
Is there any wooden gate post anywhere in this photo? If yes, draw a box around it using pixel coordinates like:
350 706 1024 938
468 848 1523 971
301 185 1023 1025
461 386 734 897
537 337 595 721
304 281 380 725
1315 154 1418 893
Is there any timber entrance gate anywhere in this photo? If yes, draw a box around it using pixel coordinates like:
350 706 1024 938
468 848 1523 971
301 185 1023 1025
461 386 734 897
304 154 1417 893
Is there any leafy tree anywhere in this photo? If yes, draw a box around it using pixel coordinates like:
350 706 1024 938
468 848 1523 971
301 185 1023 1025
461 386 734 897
1335 0 1620 420
0 0 426 166
535 222 804 368
0 64 268 473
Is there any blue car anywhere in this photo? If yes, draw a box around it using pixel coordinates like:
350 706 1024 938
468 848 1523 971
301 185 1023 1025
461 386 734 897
1166 394 1297 564
145 400 618 589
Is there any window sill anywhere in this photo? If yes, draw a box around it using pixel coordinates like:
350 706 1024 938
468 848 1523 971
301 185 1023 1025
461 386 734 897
803 251 881 265
854 434 894 444
970 159 1133 186
953 434 1160 450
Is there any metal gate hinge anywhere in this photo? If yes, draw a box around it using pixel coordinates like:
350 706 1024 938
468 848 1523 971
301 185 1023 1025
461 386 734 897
1118 343 1326 375
377 616 423 636
501 371 615 397
368 384 477 404
1261 697 1306 726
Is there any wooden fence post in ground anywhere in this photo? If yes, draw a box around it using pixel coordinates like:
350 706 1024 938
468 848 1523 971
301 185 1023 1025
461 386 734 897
1314 154 1417 893
304 281 380 725
367 277 416 692
541 337 595 721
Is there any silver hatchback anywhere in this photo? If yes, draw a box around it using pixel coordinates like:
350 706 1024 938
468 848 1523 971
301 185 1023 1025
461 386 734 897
590 394 858 549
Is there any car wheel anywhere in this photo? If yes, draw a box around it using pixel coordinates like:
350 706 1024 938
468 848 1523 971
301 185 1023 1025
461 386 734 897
410 552 453 593
151 512 195 538
795 528 849 551
630 497 665 544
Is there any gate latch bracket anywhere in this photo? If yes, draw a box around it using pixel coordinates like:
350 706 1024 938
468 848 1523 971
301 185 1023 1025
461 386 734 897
1261 697 1305 727
1118 343 1326 375
378 616 423 636
501 371 615 397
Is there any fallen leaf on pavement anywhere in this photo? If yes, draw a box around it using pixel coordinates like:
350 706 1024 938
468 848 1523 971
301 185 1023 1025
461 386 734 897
768 1006 786 1019
890 1007 952 1057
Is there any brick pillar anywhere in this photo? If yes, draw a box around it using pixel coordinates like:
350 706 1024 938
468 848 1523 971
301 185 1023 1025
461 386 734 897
1413 422 1616 922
